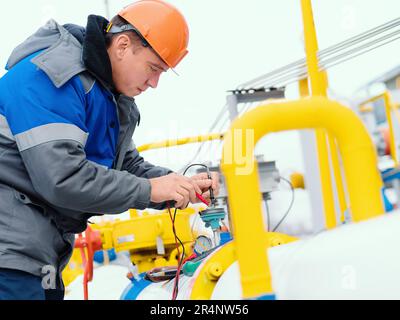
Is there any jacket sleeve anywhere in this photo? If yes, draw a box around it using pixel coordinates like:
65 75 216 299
121 142 174 210
5 62 152 214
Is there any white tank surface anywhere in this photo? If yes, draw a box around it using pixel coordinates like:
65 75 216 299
266 188 313 236
213 211 400 299
135 212 400 300
65 265 131 300
135 273 194 300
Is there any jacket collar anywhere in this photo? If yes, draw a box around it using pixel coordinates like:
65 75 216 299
82 15 116 93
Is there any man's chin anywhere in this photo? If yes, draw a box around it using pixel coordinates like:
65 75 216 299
131 88 143 97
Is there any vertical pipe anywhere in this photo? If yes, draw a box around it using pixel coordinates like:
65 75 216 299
384 92 398 165
300 0 348 227
300 0 326 96
299 78 336 228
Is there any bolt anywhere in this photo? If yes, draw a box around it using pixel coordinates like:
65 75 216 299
206 262 223 280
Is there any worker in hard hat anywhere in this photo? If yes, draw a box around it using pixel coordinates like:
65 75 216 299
0 0 219 300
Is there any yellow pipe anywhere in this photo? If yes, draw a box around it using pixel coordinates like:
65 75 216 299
383 92 398 165
359 92 398 165
190 232 297 300
359 95 385 106
301 0 326 96
316 130 337 228
299 78 346 227
359 105 373 113
300 1 348 227
327 134 348 222
221 96 384 299
300 78 336 227
137 133 225 153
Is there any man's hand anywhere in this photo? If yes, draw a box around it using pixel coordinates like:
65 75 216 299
189 171 220 204
149 173 203 209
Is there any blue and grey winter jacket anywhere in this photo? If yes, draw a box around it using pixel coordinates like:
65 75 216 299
0 16 171 289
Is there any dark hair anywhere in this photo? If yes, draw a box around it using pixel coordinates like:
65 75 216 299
105 15 144 50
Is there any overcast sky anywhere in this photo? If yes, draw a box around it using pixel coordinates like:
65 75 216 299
1 0 400 173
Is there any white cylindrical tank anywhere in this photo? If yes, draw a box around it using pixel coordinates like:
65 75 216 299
135 212 400 300
65 265 131 300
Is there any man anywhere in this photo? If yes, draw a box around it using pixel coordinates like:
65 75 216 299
0 0 218 300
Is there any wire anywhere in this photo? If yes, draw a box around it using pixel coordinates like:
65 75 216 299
182 164 213 232
178 104 229 173
172 207 185 300
170 163 212 300
322 34 400 71
318 17 400 59
182 163 209 176
185 18 400 157
238 17 400 90
272 177 295 232
167 206 185 300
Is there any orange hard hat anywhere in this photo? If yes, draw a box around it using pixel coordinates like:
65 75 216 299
118 0 189 68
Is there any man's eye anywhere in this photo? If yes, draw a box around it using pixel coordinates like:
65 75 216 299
150 66 158 72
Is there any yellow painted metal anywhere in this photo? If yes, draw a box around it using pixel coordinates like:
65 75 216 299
190 232 297 300
359 105 373 113
301 0 326 96
129 243 193 273
290 172 305 189
382 92 397 165
315 130 337 228
105 209 193 252
206 262 223 281
129 208 139 218
359 92 398 165
327 134 348 223
80 207 196 274
300 2 348 228
221 96 384 298
62 248 84 287
396 76 400 89
299 78 346 227
137 133 225 153
298 78 310 97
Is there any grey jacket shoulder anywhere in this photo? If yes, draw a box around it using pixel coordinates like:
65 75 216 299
6 19 86 88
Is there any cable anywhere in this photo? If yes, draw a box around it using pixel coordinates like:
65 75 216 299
322 34 400 71
256 28 400 90
167 206 185 300
189 18 400 150
183 19 393 155
182 163 213 232
253 29 400 90
172 207 185 300
238 18 400 90
170 163 212 300
183 163 209 176
272 177 295 232
320 28 400 67
318 17 400 59
178 104 229 173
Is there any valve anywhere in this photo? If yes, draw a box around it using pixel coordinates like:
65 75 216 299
74 226 102 300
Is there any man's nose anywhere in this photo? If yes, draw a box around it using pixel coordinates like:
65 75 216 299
147 73 161 89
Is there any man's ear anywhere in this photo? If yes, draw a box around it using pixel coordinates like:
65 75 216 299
114 34 131 59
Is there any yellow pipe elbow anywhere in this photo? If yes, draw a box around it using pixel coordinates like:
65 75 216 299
221 96 384 298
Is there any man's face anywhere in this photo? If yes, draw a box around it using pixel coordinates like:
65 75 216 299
108 34 169 97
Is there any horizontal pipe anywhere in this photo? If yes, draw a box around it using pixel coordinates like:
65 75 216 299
137 133 225 153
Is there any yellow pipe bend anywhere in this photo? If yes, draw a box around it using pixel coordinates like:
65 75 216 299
190 233 296 300
221 96 384 298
